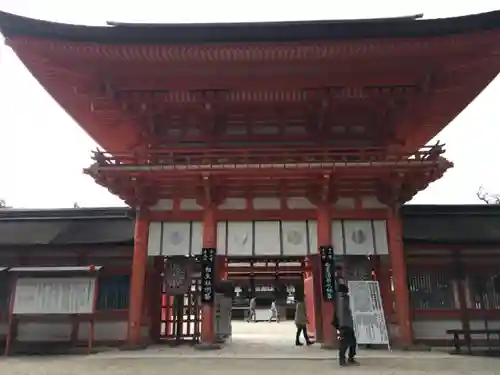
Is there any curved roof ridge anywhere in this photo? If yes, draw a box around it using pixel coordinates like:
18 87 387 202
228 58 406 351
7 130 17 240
0 10 500 43
106 14 424 28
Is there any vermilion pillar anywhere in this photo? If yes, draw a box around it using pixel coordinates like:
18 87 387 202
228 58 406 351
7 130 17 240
387 207 413 346
127 210 149 347
201 204 216 344
317 203 336 348
374 257 394 321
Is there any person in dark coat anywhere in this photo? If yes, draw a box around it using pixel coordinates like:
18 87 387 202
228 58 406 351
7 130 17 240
294 301 313 346
332 283 359 367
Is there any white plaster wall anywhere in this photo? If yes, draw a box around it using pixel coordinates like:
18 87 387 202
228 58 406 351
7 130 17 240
413 318 500 340
17 322 72 342
282 221 309 256
15 321 149 342
148 221 202 256
179 199 202 211
149 199 173 211
218 198 246 210
219 220 315 256
361 196 387 208
334 197 355 209
286 197 315 209
331 220 388 255
252 197 281 210
79 321 149 341
254 221 281 256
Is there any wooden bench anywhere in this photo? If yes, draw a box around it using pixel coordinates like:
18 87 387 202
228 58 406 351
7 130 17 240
446 329 500 353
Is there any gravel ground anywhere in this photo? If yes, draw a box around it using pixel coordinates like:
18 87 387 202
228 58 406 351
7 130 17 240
0 321 498 375
1 356 499 375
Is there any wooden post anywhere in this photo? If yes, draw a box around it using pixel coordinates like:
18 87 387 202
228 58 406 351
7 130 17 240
201 204 216 344
454 251 471 348
387 207 413 346
374 256 394 322
317 203 337 348
149 256 164 342
126 209 149 347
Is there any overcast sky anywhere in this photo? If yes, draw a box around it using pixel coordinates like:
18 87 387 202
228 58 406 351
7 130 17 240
0 0 499 208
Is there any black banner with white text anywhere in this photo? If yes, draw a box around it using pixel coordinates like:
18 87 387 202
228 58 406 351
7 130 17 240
201 248 216 304
320 245 336 301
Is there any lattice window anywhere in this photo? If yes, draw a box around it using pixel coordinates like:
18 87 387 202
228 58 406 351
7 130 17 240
408 272 456 309
469 273 500 310
96 275 130 311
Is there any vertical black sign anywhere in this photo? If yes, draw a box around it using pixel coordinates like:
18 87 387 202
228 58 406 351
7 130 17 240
201 247 216 304
320 245 336 301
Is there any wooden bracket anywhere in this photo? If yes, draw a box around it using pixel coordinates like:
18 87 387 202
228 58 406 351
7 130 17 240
196 174 225 208
307 174 338 206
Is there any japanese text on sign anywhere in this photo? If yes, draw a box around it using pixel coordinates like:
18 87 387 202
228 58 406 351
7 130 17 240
320 246 335 262
201 248 216 304
320 246 336 301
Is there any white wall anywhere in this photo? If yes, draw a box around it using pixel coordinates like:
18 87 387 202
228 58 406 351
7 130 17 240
413 318 500 340
13 320 148 342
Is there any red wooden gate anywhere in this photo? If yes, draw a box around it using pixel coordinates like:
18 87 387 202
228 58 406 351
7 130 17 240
159 256 202 345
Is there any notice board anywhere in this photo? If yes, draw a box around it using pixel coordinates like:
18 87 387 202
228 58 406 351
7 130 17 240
347 280 390 346
13 277 96 315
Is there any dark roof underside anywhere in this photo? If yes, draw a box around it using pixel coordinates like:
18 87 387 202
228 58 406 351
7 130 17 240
0 10 499 43
0 207 134 246
1 205 500 246
402 204 500 244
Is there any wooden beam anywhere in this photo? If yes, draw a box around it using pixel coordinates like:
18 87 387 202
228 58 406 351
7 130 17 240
104 74 421 93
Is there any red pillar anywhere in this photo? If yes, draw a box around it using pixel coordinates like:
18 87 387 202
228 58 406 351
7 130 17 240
149 256 164 342
201 204 216 344
127 210 149 347
317 203 337 348
387 207 413 346
374 256 394 320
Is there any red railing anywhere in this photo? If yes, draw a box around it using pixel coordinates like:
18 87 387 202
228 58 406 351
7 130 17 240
92 145 446 168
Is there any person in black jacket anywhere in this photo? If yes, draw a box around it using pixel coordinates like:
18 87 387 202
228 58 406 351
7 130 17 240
332 283 359 367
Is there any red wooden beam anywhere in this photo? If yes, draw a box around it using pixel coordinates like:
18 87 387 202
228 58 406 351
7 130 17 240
227 266 306 273
153 133 379 145
92 164 448 179
107 75 421 96
92 144 443 161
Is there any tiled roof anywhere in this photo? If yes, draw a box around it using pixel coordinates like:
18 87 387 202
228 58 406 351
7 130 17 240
0 11 499 43
402 204 500 244
1 205 500 246
0 207 134 246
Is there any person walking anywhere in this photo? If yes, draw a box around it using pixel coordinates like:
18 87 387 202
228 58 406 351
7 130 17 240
333 283 359 367
247 296 257 322
294 300 313 346
268 300 279 322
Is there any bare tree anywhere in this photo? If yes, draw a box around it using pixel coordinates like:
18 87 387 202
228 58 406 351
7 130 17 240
477 186 500 204
0 199 5 208
73 202 80 208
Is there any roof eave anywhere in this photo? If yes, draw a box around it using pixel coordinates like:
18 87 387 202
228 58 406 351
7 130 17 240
1 10 500 44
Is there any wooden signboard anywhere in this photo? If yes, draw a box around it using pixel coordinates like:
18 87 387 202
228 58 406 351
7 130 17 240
319 245 336 301
201 248 216 304
347 280 390 347
165 257 194 295
13 277 96 315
